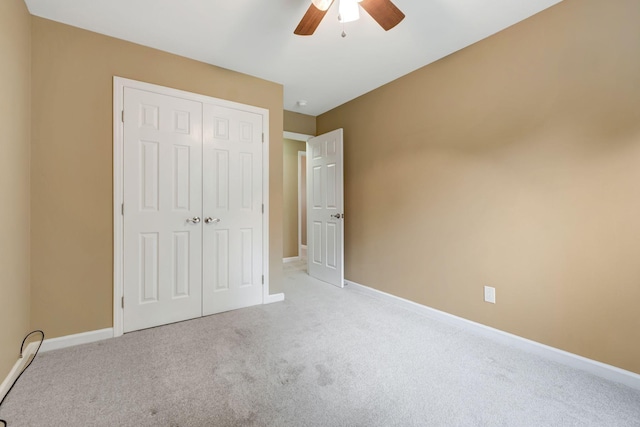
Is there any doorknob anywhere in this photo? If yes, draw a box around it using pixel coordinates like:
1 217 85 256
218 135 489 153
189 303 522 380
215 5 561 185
330 213 343 219
204 217 221 224
187 216 201 224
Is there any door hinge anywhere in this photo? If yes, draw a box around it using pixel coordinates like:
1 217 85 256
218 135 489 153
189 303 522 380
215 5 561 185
121 203 124 215
121 296 124 309
261 275 264 285
121 110 124 123
262 204 264 214
262 133 264 143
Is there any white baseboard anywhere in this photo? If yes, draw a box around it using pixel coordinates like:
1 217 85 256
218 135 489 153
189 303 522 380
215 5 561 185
39 328 114 353
264 293 285 304
0 341 40 403
283 256 300 263
2 328 114 399
344 280 640 391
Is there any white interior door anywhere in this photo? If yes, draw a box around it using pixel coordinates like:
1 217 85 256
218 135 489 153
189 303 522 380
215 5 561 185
123 88 203 332
202 104 264 315
119 81 268 334
307 129 344 287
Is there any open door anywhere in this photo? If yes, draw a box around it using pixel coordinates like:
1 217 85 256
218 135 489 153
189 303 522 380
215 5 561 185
307 129 344 287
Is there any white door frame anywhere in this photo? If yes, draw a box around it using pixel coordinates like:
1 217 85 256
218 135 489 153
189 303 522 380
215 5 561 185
113 76 273 337
284 131 312 260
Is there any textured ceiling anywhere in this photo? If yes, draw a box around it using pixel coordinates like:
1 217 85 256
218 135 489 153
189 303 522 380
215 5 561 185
24 0 562 116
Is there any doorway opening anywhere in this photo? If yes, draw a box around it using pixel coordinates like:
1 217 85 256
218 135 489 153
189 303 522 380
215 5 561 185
283 129 345 288
298 150 307 261
283 131 312 263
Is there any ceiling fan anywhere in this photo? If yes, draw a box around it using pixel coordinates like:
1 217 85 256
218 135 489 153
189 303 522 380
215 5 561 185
294 0 405 36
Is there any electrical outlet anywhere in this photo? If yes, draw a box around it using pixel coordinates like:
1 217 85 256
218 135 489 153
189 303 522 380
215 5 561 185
484 286 496 304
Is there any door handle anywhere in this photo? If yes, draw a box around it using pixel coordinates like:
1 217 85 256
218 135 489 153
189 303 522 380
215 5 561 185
330 213 343 219
187 216 201 224
205 217 221 224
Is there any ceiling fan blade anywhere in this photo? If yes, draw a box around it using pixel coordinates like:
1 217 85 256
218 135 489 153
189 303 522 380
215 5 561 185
294 1 335 36
360 0 405 31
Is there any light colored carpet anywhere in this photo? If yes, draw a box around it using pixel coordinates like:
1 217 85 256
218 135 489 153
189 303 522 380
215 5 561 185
283 257 307 273
1 268 639 426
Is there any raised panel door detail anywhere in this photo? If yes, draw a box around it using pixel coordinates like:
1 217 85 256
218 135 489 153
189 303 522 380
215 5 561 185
326 163 337 208
327 139 337 156
140 104 159 129
326 223 337 269
240 153 253 210
312 221 322 264
214 118 229 140
312 143 322 159
313 166 322 208
216 150 229 209
172 232 190 298
173 145 191 211
139 233 159 303
173 111 190 134
140 140 159 211
240 228 253 286
239 122 253 143
214 229 229 291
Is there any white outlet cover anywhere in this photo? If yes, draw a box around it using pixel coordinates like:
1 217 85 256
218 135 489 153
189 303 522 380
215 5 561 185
484 286 496 304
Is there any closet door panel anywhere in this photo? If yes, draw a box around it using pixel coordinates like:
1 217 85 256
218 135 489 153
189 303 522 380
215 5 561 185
202 104 263 315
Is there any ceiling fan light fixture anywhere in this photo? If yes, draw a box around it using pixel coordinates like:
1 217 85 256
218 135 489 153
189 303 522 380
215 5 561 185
338 0 360 23
294 0 404 36
311 0 333 11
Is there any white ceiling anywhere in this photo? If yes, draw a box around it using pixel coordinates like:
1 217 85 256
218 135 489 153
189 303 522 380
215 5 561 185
24 0 561 116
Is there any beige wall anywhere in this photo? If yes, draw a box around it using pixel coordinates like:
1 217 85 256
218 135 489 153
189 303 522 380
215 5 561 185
284 110 316 136
30 17 284 340
318 0 640 374
283 139 307 258
0 0 31 380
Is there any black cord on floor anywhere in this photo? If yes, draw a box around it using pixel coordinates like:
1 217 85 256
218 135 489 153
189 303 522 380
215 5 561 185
0 330 45 427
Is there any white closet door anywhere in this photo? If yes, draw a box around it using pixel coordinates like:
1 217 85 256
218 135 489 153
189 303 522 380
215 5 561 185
202 104 264 315
123 88 203 332
307 129 344 288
